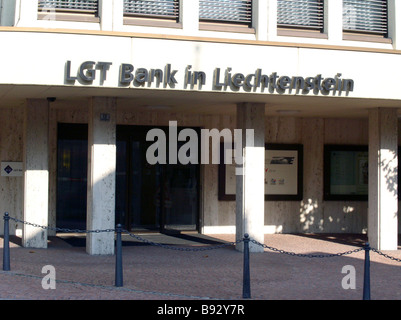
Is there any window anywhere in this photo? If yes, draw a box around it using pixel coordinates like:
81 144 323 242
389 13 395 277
124 0 179 20
277 0 324 31
38 0 98 13
199 0 252 25
38 0 99 21
123 0 180 27
343 0 388 36
324 145 368 201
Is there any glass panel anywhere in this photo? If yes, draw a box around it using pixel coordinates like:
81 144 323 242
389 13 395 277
277 0 324 30
38 0 98 12
115 140 127 227
124 0 179 19
199 0 252 24
116 125 199 232
130 139 161 230
56 124 88 230
163 163 198 231
343 0 388 35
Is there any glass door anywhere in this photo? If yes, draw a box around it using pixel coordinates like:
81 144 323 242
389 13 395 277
56 123 88 230
116 125 200 232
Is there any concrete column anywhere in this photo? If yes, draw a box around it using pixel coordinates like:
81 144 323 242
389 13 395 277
253 0 268 41
23 99 49 248
368 108 398 251
86 97 117 255
387 0 401 50
99 0 113 31
236 103 265 253
112 0 124 31
266 0 277 41
181 0 199 34
325 0 342 43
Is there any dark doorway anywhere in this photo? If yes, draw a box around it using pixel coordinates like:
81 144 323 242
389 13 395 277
116 125 200 232
56 123 88 230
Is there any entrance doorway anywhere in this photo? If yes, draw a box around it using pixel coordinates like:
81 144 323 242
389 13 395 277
116 125 200 232
56 123 88 230
56 123 200 233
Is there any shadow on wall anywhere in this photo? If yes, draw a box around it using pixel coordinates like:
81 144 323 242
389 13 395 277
298 198 369 235
300 198 319 232
380 150 398 220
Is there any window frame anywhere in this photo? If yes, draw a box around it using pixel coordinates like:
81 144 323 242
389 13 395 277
123 0 182 29
342 0 391 43
37 0 100 23
323 144 369 201
198 0 255 34
277 0 325 38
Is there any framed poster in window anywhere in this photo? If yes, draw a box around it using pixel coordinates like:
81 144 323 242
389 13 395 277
324 145 368 201
218 143 303 201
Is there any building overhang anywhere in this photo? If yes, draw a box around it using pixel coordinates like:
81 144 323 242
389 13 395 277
1 83 400 118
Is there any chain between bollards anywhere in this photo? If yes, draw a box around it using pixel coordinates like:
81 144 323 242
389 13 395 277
115 224 123 287
242 233 251 299
3 212 10 271
363 242 371 300
3 213 399 300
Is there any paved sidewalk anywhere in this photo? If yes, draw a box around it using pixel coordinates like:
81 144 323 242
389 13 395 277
0 233 400 301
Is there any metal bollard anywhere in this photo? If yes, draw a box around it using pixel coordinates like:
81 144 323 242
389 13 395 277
115 224 123 287
242 233 251 299
363 242 371 300
3 212 10 271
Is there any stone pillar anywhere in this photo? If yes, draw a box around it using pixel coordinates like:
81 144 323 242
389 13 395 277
23 99 49 248
86 97 117 255
236 103 265 253
368 108 398 250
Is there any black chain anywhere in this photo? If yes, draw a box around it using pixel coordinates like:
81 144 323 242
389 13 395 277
8 216 115 234
250 239 365 258
7 215 240 251
5 215 401 261
371 248 401 262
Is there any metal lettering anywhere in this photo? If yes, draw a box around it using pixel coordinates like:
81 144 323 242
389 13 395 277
79 61 96 82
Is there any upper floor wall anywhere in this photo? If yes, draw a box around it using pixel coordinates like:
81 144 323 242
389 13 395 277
1 0 401 51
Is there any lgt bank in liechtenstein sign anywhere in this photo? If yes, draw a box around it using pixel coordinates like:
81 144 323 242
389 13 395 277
65 60 354 96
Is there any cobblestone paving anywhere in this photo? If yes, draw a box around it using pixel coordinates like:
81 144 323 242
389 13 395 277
0 233 400 302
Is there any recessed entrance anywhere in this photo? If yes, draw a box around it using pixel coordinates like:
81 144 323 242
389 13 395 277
56 123 200 233
116 125 200 232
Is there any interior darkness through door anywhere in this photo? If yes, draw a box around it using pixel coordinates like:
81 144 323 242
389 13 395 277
116 125 200 232
56 123 88 230
56 123 200 233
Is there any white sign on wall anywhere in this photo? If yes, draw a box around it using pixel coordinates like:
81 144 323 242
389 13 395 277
1 162 23 177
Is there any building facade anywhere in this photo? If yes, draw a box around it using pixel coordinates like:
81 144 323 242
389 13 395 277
0 0 400 254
